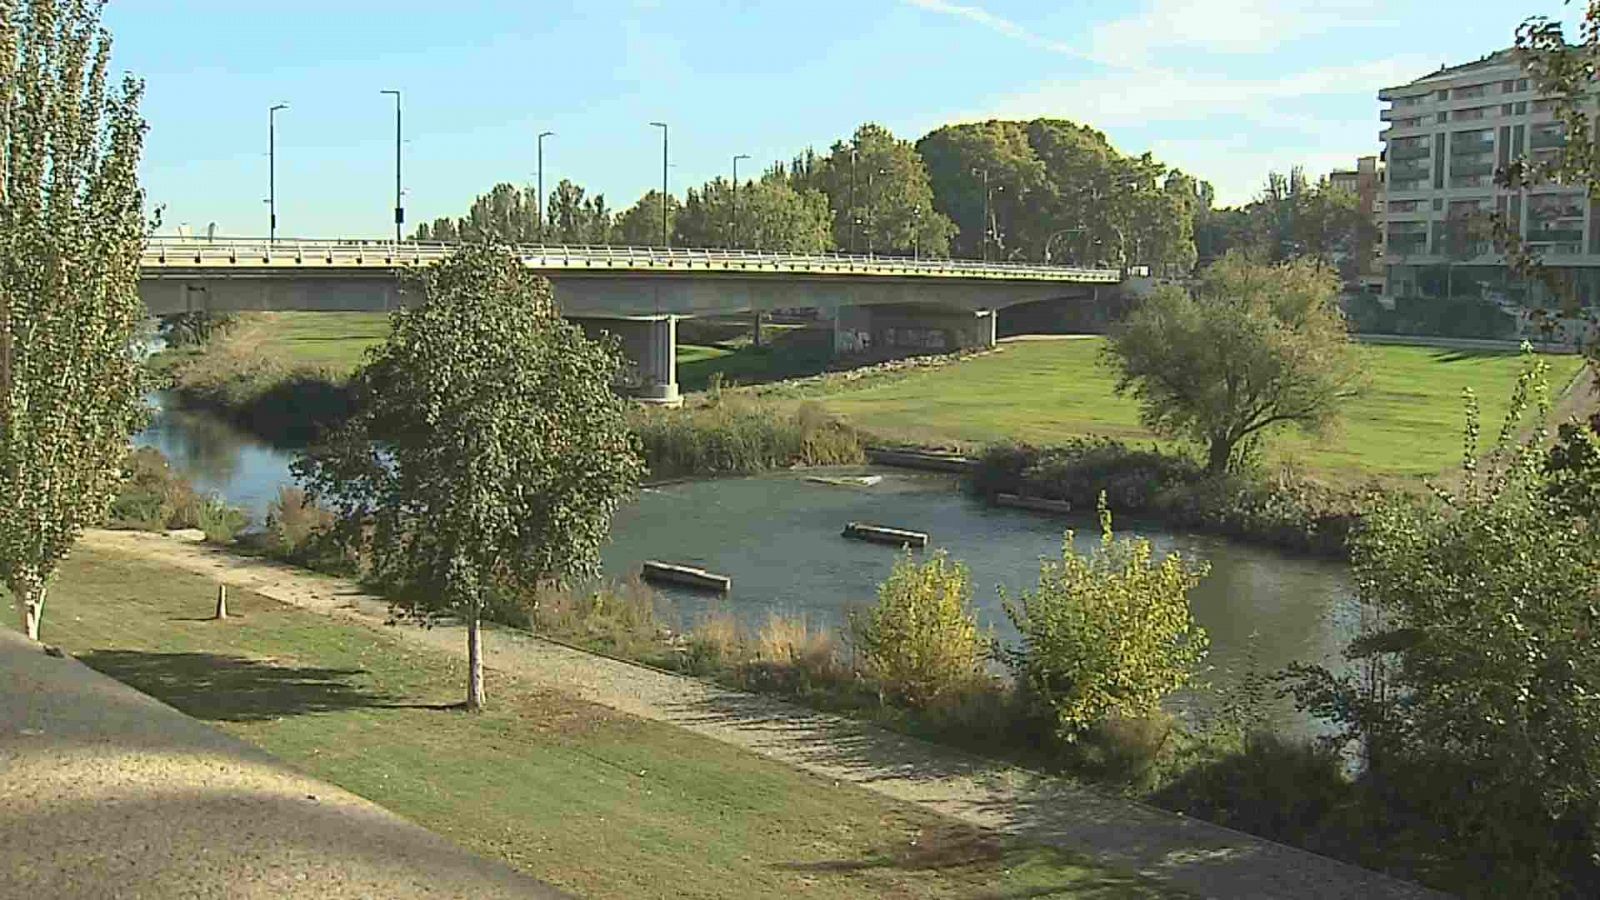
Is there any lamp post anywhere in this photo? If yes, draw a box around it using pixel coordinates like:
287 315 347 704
731 153 750 249
848 144 858 254
537 130 554 242
380 90 403 244
972 167 992 261
865 166 886 255
268 103 288 243
650 122 669 247
912 204 922 261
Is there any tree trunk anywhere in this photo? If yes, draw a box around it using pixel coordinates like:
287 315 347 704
15 582 45 642
466 608 485 712
1206 437 1233 476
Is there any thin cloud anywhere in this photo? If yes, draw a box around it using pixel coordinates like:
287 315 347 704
900 0 1084 58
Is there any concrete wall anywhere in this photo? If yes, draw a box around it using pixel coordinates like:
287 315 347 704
830 304 997 356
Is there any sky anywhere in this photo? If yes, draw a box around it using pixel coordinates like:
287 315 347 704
102 0 1584 240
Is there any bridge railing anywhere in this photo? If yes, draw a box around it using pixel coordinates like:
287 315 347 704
141 236 1124 283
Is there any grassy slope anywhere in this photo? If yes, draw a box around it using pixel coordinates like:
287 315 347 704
240 312 392 371
803 339 1587 481
41 546 1170 900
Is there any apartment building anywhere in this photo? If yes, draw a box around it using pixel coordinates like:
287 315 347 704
1378 48 1598 307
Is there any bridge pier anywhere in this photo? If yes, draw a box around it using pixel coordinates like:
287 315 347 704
571 314 680 407
830 304 997 357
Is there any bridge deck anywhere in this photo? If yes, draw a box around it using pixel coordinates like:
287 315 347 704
142 238 1122 284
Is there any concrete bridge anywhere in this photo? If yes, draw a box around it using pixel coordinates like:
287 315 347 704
141 237 1122 404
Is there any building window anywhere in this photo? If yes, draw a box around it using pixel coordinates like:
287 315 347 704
1502 103 1514 116
1433 199 1444 211
1438 88 1451 100
1389 200 1420 212
1518 78 1529 91
1503 79 1517 93
1437 112 1449 123
1516 101 1527 115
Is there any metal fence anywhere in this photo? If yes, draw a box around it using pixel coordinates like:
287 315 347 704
141 237 1123 283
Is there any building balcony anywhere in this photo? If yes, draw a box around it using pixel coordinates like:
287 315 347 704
1450 161 1496 178
1530 130 1568 150
1388 162 1430 180
1390 144 1431 161
1526 228 1585 244
1450 141 1495 156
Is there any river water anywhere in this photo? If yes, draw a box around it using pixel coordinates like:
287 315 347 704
135 395 1358 729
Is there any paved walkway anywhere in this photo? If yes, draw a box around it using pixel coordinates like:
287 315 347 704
0 620 566 899
82 529 1449 900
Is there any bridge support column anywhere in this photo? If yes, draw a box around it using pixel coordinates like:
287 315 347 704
571 314 680 407
832 305 997 357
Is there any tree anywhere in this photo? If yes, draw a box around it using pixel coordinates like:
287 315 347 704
1 0 150 640
1106 253 1360 475
799 123 955 257
1291 357 1600 893
917 119 1196 270
544 179 611 244
673 174 832 252
1003 494 1208 739
294 245 645 709
612 190 680 247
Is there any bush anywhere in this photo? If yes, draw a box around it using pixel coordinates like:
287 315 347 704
630 394 864 479
1003 494 1209 739
970 439 1358 558
849 550 988 709
106 447 202 530
530 577 661 655
195 494 248 544
169 344 356 445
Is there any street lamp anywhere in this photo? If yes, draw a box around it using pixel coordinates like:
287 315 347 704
267 103 288 243
731 153 750 249
912 204 922 261
972 167 992 262
380 90 403 244
537 130 554 243
649 122 669 247
865 166 886 255
848 144 859 254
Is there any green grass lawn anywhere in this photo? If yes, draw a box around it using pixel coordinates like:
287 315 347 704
40 546 1172 900
801 339 1587 482
239 312 393 371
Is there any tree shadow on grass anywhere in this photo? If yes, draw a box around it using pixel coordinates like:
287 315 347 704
75 650 409 722
1427 348 1518 363
774 822 1166 898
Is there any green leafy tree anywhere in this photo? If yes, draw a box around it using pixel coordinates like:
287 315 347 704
673 175 832 252
1107 253 1360 475
799 123 955 256
413 216 459 242
917 119 1196 270
1291 356 1600 894
849 550 987 709
295 245 645 709
612 189 680 247
1 0 149 640
1003 494 1209 738
545 178 612 244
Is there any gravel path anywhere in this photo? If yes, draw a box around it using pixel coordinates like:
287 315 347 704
0 620 566 899
82 529 1449 900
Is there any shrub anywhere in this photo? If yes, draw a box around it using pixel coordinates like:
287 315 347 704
850 550 988 709
630 394 864 479
195 494 248 544
530 577 661 655
684 610 742 674
106 447 202 530
1003 493 1209 739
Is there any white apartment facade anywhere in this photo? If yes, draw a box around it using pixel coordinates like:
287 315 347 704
1379 49 1599 307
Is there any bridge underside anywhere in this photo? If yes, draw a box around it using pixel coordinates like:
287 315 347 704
141 272 1100 407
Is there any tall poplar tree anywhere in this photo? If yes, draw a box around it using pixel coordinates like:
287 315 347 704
0 0 149 640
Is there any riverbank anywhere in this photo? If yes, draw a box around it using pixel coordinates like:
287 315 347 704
65 530 1440 899
43 534 1169 899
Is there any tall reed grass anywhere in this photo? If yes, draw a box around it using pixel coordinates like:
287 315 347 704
630 395 864 479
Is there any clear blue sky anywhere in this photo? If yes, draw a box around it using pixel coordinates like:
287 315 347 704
105 0 1581 239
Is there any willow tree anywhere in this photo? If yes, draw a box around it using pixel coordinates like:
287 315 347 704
295 245 644 710
1 1 149 640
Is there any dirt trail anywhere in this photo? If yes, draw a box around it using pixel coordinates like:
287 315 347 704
81 529 1446 900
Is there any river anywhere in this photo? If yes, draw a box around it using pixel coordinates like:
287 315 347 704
136 394 1358 730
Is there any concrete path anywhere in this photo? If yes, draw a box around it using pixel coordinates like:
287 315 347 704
0 623 566 899
82 529 1449 900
